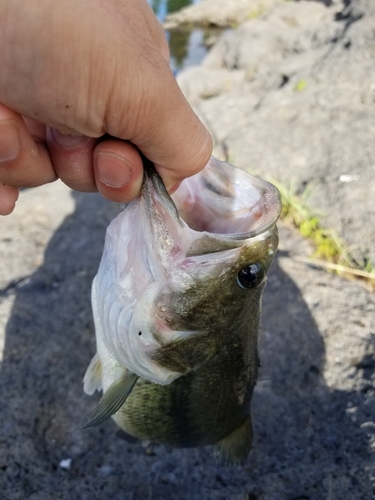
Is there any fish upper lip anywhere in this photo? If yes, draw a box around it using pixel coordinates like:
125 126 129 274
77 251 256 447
142 156 282 243
203 186 281 241
170 159 282 241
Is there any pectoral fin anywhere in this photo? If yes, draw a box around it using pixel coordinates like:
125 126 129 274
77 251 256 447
82 371 139 430
215 415 253 464
83 353 103 395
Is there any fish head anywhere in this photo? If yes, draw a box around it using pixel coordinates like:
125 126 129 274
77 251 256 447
163 226 279 329
92 157 281 385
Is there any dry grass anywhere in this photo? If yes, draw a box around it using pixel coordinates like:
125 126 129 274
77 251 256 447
273 180 375 292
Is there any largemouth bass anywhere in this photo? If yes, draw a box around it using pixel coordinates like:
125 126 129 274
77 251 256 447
83 156 281 462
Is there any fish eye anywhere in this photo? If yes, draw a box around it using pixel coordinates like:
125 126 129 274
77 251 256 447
237 263 265 289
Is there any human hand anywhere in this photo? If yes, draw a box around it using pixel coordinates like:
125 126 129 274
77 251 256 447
0 0 212 215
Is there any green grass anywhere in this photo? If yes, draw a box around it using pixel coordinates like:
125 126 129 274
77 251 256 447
272 180 375 291
294 79 307 92
216 151 374 291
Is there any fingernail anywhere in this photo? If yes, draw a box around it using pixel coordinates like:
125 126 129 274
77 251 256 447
96 152 132 188
0 123 21 162
50 128 88 148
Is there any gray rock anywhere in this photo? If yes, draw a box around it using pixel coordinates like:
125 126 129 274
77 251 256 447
177 67 246 102
180 0 375 263
164 0 283 29
201 1 344 72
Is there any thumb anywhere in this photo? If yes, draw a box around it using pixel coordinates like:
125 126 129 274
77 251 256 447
148 90 214 191
106 53 213 191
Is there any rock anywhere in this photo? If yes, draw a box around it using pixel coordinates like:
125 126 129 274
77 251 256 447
201 1 344 73
178 0 375 263
177 67 246 102
164 0 283 29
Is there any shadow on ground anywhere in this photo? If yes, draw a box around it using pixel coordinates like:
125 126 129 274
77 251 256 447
0 193 373 500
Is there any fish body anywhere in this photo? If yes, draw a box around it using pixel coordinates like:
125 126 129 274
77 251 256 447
84 157 281 461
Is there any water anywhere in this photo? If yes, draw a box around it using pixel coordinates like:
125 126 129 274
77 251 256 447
149 0 198 21
148 0 207 74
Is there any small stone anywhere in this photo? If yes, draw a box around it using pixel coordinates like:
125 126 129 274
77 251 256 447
59 458 72 470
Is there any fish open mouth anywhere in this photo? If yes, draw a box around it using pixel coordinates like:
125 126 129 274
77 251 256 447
171 157 281 240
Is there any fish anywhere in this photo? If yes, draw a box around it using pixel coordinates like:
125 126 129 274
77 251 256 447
82 156 281 462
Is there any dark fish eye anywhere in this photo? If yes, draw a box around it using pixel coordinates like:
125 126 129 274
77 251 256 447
237 263 265 289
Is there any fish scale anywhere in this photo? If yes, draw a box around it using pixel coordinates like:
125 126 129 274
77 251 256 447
83 156 281 462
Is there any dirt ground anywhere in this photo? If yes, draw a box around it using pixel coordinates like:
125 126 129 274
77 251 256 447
0 1 374 499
